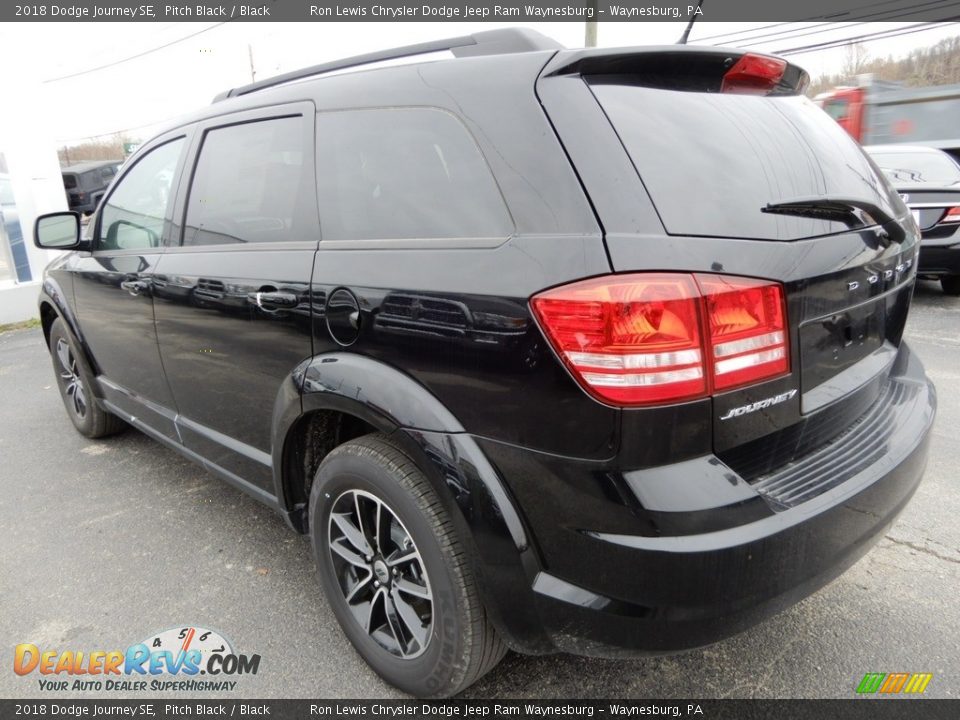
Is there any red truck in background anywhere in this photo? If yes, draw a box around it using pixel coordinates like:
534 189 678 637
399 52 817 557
817 75 960 161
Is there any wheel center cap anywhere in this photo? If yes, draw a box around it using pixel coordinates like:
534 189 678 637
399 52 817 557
373 559 390 585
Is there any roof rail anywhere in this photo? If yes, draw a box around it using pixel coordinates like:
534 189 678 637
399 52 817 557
213 28 563 103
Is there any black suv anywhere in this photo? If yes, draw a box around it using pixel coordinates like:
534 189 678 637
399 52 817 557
34 30 936 697
61 159 123 215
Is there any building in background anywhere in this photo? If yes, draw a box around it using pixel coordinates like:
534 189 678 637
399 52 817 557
0 120 68 325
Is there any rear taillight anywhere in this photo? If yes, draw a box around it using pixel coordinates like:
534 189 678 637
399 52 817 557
695 274 789 391
721 53 787 95
941 206 960 224
531 273 789 407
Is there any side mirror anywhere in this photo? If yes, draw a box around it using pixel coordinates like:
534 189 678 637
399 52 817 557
34 211 81 250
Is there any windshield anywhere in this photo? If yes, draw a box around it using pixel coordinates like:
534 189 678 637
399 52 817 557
869 150 960 186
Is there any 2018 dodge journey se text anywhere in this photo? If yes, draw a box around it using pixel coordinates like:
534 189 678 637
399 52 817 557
33 29 936 697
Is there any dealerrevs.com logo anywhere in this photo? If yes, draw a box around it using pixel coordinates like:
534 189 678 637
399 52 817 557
14 626 261 692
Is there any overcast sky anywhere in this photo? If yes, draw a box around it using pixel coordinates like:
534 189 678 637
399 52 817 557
1 21 958 146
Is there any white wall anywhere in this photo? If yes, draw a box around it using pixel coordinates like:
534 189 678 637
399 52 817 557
0 76 67 324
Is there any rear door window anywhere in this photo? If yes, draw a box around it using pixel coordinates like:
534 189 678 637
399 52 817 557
183 116 310 246
591 84 899 240
315 108 512 241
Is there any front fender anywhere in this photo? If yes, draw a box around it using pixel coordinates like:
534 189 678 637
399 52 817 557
39 274 102 379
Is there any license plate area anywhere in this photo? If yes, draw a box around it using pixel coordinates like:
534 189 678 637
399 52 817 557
799 298 886 412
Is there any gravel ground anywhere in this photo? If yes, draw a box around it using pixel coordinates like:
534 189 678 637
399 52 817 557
0 280 957 699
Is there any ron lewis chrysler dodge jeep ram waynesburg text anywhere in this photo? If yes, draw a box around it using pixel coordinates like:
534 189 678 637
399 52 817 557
33 30 936 697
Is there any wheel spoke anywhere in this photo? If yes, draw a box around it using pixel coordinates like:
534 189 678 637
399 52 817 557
383 595 406 652
344 571 372 603
74 383 86 415
395 576 431 600
354 494 374 551
349 587 381 634
330 538 368 568
392 591 429 651
331 510 372 556
385 549 417 567
56 339 72 374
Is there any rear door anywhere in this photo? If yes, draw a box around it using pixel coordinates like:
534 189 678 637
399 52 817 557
153 104 318 494
538 49 920 474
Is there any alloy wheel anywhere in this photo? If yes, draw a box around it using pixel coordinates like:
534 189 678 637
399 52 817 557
327 489 433 659
56 338 87 419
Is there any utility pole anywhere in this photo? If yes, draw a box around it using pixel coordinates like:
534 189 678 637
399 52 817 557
248 44 256 82
585 0 598 47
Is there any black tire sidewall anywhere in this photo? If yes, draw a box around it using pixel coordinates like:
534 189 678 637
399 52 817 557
309 447 467 697
49 319 97 436
941 275 960 295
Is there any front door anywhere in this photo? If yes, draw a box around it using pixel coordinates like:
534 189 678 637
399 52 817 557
70 135 188 440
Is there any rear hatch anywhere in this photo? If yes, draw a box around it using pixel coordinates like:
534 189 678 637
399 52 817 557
538 47 920 479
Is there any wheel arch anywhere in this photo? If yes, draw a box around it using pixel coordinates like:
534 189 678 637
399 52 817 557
38 279 102 378
270 352 550 654
271 352 467 533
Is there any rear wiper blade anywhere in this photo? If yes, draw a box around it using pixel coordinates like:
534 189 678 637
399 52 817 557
762 196 907 245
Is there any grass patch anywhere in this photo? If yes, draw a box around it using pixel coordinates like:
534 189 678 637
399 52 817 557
0 317 41 334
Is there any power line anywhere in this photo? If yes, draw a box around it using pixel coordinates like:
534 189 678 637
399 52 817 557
737 7 960 48
775 20 960 55
43 22 227 83
690 0 959 45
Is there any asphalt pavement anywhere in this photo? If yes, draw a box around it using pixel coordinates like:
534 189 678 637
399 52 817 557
1 280 958 700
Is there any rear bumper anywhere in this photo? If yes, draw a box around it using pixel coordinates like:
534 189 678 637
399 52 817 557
918 242 960 276
474 342 935 656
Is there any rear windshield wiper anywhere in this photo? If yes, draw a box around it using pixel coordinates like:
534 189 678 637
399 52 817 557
763 196 907 245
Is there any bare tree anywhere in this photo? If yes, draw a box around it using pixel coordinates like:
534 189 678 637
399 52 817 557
841 43 870 81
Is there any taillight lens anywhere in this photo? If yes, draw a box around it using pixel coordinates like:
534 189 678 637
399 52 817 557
531 273 789 406
941 206 960 224
721 53 787 95
695 274 789 390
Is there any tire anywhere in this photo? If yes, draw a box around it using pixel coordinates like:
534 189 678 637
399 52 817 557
48 318 126 438
941 275 960 296
309 433 507 697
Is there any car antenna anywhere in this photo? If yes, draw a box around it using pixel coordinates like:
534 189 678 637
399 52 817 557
677 0 705 45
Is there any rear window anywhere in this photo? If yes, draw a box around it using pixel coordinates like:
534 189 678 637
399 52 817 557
591 84 899 240
869 150 960 186
62 174 78 190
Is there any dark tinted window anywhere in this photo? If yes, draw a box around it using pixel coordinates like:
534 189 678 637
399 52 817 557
184 116 310 246
98 138 184 251
62 174 78 190
316 108 512 240
592 86 899 240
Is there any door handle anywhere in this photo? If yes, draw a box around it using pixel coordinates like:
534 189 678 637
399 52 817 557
120 279 149 296
247 291 298 310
